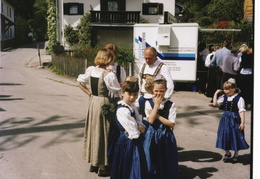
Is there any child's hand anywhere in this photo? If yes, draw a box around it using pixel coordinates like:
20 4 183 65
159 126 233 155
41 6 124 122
147 109 152 115
216 89 223 94
153 94 164 105
107 69 113 72
239 123 245 131
138 126 146 133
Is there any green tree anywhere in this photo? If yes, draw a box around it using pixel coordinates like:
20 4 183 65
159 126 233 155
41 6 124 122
46 0 57 51
176 0 212 23
207 0 244 23
77 13 97 47
14 16 30 47
64 25 79 46
31 0 48 41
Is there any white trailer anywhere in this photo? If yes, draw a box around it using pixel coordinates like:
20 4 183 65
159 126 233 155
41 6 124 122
133 23 199 82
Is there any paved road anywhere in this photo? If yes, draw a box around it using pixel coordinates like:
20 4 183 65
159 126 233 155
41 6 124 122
0 43 252 179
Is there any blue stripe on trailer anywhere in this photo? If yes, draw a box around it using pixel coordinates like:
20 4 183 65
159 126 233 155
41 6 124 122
136 36 195 61
158 53 196 61
137 37 151 47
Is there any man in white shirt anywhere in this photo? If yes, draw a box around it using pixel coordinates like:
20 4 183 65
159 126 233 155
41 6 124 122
138 47 174 117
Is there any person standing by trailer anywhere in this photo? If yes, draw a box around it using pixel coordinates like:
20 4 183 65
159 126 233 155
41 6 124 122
138 47 174 118
205 45 219 100
210 40 232 88
238 44 253 110
221 47 240 86
197 42 209 94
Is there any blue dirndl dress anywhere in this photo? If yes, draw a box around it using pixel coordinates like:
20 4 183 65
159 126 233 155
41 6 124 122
110 104 148 179
138 95 153 130
216 95 249 151
143 100 179 179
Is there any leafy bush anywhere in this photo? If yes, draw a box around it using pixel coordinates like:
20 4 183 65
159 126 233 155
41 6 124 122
199 16 213 27
46 0 57 51
77 13 97 47
63 13 97 48
116 46 135 65
73 44 99 66
64 25 79 46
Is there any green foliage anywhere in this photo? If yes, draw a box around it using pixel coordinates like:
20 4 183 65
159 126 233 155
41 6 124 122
206 0 244 23
63 13 97 48
72 45 134 66
139 19 149 23
14 16 30 47
31 0 48 41
50 65 62 75
64 25 79 46
77 13 91 45
115 46 135 65
176 0 211 22
101 103 115 116
73 44 99 66
231 23 253 46
200 21 253 45
46 0 57 51
10 0 47 44
199 16 213 27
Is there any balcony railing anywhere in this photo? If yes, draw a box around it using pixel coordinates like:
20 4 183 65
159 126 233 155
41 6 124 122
90 11 141 24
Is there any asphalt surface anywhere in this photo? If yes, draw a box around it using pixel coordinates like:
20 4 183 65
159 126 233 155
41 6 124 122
0 43 252 179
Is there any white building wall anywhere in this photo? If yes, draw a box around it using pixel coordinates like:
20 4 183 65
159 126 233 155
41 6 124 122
60 0 176 30
58 0 176 46
1 0 15 40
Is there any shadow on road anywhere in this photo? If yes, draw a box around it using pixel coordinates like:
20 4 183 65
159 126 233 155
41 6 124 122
178 150 221 178
178 150 222 163
0 83 23 85
179 164 218 179
178 149 251 178
0 115 85 151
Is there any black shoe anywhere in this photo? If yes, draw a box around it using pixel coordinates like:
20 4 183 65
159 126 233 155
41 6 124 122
209 104 218 107
98 169 110 177
89 165 98 173
223 153 231 162
232 156 238 163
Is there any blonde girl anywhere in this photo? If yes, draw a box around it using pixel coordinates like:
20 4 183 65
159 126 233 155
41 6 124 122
143 75 179 179
77 49 121 176
213 78 249 163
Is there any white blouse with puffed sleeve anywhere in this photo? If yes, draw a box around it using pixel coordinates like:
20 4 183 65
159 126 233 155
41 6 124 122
77 66 121 94
116 101 145 139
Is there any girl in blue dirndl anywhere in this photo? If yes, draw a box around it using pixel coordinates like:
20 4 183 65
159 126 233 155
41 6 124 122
143 75 179 179
213 78 249 163
110 76 148 179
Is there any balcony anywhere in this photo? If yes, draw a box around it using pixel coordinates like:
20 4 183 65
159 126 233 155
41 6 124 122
90 11 141 24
